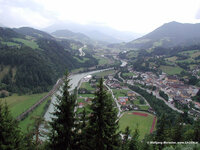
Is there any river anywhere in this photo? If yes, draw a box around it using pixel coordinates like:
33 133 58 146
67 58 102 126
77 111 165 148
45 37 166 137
43 68 113 122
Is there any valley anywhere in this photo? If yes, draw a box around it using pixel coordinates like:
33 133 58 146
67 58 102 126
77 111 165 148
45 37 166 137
0 21 200 149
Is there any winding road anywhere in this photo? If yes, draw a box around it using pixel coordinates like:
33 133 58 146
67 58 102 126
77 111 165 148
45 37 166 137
79 45 86 56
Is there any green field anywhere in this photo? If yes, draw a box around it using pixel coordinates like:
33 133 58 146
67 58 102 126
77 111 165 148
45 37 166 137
133 99 140 105
80 82 94 91
13 38 39 49
112 89 129 99
74 57 89 63
1 41 20 47
94 55 110 65
94 69 115 77
19 97 51 133
166 56 177 62
159 65 183 75
122 72 136 77
78 94 94 98
0 93 47 118
119 111 156 139
139 105 149 110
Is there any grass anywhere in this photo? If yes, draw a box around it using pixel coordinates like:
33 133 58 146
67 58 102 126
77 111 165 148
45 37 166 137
74 57 89 63
0 66 10 81
179 50 200 55
0 93 47 118
80 82 94 91
94 55 110 65
127 51 138 59
122 72 136 77
13 38 39 49
133 99 140 105
119 111 156 139
166 56 177 62
78 94 95 98
159 65 183 75
94 69 115 77
1 41 20 47
112 89 129 99
139 105 150 110
71 68 85 73
19 97 51 133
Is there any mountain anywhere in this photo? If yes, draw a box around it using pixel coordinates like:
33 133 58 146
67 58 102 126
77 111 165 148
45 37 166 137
13 27 54 39
43 22 141 43
126 21 200 49
51 29 92 44
0 27 98 94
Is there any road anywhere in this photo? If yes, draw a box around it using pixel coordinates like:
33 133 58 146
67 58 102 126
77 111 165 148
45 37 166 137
79 45 86 56
118 72 125 83
135 86 184 114
118 71 183 114
103 81 122 117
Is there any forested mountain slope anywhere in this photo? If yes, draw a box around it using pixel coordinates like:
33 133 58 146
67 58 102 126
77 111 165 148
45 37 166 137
0 27 98 94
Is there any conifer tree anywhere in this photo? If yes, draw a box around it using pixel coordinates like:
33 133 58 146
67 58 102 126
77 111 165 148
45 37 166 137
49 71 76 150
171 116 183 142
121 127 131 150
86 78 120 150
128 127 140 150
75 108 88 150
193 119 200 142
0 102 23 150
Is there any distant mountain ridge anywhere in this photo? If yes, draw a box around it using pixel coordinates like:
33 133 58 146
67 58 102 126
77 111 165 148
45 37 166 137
13 27 54 39
43 22 142 43
51 29 92 44
126 21 200 49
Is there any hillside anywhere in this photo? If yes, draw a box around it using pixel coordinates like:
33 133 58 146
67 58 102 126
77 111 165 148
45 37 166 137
13 27 54 39
52 29 93 44
0 27 98 94
126 21 200 49
43 22 141 43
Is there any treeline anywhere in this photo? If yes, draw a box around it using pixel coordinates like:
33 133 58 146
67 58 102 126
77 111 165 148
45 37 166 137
1 74 200 150
0 27 99 94
0 38 98 94
127 84 193 124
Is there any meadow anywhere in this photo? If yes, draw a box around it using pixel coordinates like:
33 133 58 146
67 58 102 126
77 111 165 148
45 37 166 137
0 93 47 118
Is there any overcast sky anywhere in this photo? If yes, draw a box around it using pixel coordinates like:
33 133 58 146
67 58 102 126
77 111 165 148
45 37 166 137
0 0 200 33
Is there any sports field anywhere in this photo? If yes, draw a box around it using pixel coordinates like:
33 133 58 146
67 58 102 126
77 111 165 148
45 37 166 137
119 111 157 139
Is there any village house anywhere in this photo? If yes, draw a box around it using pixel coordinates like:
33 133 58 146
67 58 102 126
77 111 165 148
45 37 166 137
127 91 136 97
118 97 128 105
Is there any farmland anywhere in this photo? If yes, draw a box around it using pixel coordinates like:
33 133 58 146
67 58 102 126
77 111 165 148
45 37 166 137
159 65 183 75
0 93 47 118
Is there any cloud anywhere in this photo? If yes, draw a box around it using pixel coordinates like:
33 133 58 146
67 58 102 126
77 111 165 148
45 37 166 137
195 7 200 19
0 0 57 28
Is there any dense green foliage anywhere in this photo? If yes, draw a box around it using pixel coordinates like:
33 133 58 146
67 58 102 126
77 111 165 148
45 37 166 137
126 21 200 49
0 27 98 94
159 90 169 101
85 78 120 150
0 103 23 149
128 85 180 123
49 71 77 150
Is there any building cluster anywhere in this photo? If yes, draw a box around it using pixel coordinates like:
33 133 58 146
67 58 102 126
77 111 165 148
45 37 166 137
127 70 200 111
